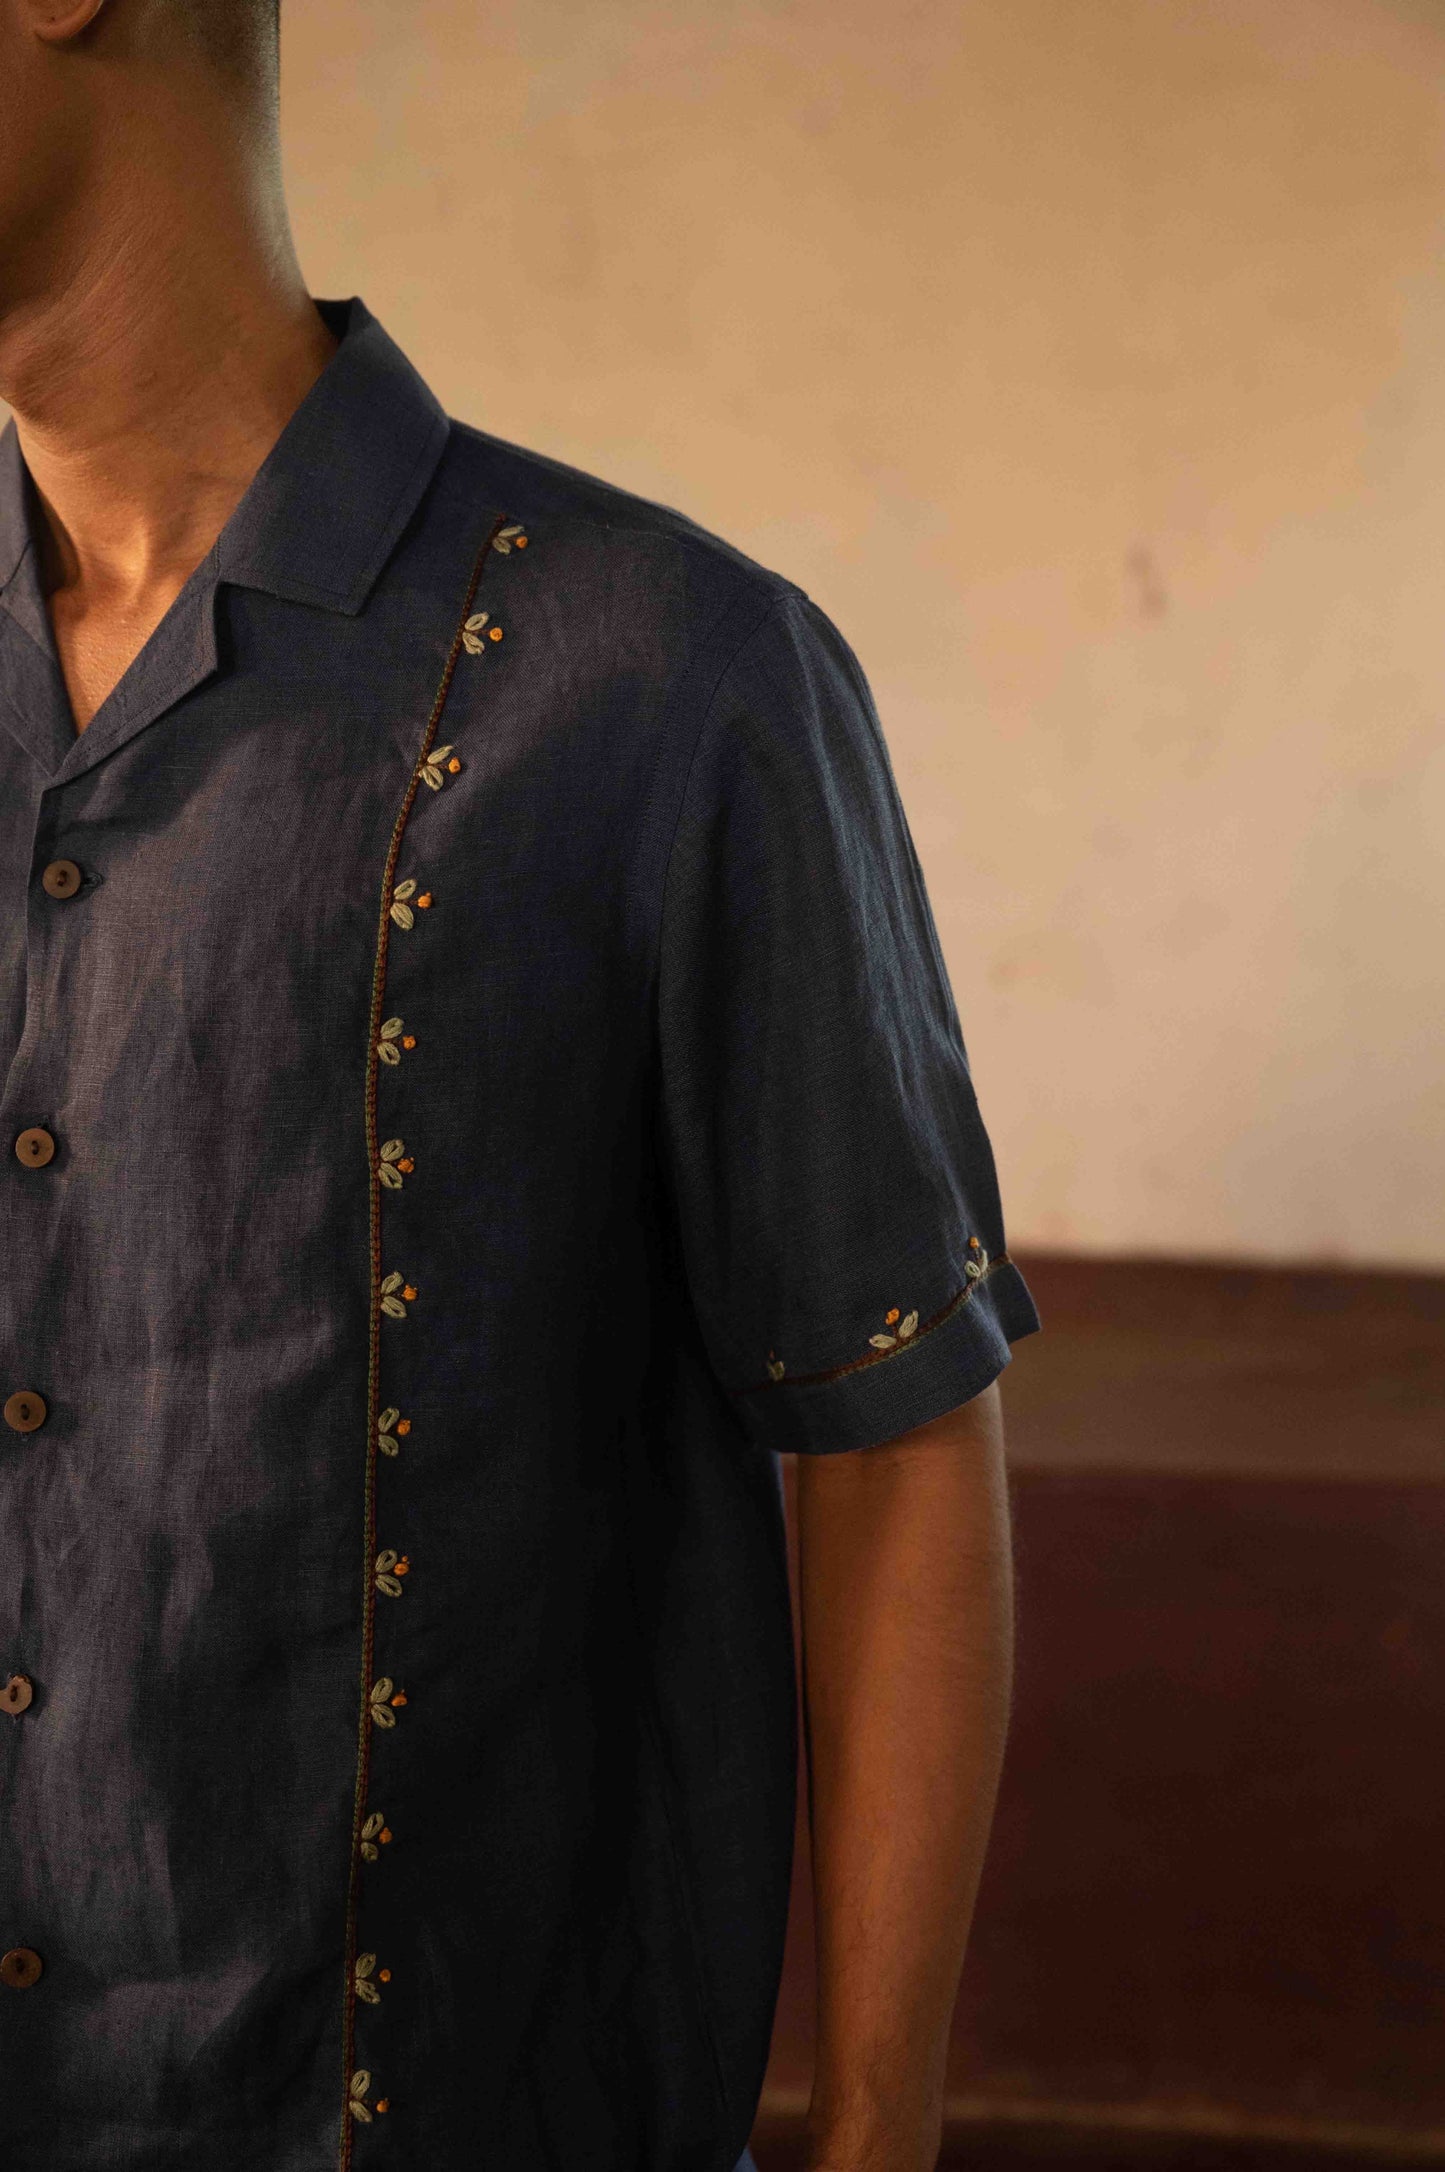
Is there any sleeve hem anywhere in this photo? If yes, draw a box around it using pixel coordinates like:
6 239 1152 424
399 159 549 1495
730 1259 1041 1456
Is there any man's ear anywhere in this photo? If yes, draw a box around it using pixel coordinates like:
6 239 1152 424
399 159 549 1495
23 0 110 46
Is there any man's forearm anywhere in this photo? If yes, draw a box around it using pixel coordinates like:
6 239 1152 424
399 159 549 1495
795 1382 1014 2172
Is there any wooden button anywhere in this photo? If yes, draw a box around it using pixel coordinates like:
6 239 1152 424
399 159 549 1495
41 860 81 899
0 1948 42 1989
2 1392 46 1434
14 1128 55 1168
0 1675 32 1715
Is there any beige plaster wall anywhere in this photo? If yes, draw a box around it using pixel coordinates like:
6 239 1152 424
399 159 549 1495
280 0 1445 1268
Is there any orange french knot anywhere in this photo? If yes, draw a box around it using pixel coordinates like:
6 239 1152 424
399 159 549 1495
416 893 433 910
885 1308 900 1325
402 1284 418 1301
395 1419 411 1436
447 757 461 774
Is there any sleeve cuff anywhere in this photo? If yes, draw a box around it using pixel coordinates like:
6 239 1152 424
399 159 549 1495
729 1257 1041 1456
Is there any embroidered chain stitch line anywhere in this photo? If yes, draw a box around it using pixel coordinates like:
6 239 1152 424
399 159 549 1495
741 1249 1013 1396
337 509 510 2169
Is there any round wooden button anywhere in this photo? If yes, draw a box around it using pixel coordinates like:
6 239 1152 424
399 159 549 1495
14 1128 55 1168
41 860 81 899
0 1948 42 1989
2 1392 46 1434
0 1676 33 1716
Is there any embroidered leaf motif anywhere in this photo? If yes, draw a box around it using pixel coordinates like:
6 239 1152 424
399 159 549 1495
378 1407 399 1433
492 523 526 554
360 1807 390 1862
378 1017 405 1065
375 1546 406 1598
419 742 456 790
349 2070 374 2122
377 1405 402 1458
869 1333 897 1349
389 899 415 930
381 1295 406 1317
355 1952 381 2004
380 1272 403 1295
899 1311 919 1338
766 1354 785 1382
392 879 416 899
369 1678 400 1728
378 1138 407 1191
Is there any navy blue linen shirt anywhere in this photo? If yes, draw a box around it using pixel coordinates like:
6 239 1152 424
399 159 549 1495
0 298 1039 2170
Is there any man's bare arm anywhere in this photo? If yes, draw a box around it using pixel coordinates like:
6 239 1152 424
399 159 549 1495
795 1381 1014 2172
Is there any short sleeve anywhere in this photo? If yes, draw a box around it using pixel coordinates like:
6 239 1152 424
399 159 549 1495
657 593 1040 1455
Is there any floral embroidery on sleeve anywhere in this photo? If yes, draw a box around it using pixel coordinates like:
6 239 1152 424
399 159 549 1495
750 1237 1005 1393
869 1305 918 1351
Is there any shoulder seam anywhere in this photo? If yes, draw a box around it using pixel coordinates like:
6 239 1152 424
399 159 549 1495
442 419 807 604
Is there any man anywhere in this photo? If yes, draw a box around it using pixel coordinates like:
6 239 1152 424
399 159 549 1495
0 3 1039 2168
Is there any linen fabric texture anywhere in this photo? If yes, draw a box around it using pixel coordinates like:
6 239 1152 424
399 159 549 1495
0 299 1039 2169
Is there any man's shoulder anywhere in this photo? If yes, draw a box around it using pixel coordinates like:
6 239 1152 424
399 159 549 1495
437 415 805 618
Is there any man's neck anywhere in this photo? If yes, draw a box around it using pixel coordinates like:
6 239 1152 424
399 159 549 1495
0 106 336 727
